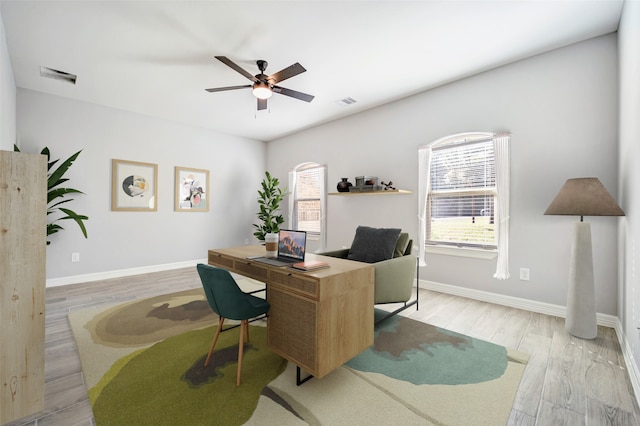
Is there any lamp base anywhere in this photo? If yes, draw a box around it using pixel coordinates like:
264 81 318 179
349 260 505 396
565 221 597 339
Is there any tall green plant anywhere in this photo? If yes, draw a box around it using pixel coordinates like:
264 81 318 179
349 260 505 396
253 171 287 241
14 144 88 245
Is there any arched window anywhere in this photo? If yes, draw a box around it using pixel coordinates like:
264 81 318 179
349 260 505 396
288 162 327 251
418 132 510 279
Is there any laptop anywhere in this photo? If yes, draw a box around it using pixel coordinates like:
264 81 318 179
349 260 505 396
251 229 307 267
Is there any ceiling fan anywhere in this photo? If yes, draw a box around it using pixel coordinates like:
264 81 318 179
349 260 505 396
206 56 314 110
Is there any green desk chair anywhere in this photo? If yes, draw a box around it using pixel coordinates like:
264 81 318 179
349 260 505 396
196 263 270 386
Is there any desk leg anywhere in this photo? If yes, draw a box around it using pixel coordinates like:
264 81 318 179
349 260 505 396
296 366 313 386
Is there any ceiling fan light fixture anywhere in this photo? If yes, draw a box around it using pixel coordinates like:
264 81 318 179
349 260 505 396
252 82 272 99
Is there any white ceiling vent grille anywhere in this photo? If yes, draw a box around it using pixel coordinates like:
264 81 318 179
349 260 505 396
40 66 77 85
335 97 357 107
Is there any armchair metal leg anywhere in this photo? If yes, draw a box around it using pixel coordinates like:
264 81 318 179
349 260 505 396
374 300 418 325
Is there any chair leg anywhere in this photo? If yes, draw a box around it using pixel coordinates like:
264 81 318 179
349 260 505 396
205 317 225 367
236 320 246 386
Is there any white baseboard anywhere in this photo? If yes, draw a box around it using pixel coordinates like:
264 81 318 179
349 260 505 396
45 259 206 288
614 321 640 409
420 278 639 408
420 279 617 327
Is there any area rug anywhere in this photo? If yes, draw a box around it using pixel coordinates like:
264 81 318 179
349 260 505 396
69 284 528 426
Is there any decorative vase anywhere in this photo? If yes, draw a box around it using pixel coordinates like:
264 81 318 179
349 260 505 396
337 178 353 192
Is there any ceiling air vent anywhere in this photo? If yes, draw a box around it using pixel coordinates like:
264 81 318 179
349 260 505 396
335 97 357 107
40 66 77 85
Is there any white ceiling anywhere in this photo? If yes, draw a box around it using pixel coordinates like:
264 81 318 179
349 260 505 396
0 1 624 142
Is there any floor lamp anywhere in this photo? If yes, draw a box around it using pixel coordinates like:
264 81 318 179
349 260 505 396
544 178 624 339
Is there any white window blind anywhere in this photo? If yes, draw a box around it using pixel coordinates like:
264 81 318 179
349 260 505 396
289 163 326 249
427 138 497 248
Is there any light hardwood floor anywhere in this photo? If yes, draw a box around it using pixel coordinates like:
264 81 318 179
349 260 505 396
5 267 640 425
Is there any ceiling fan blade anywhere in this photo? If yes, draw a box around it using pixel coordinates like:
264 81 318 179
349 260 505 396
269 63 306 84
272 86 314 103
257 98 268 110
215 56 258 83
205 84 251 93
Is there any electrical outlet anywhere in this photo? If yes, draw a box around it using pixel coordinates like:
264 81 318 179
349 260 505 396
519 268 530 281
71 252 80 262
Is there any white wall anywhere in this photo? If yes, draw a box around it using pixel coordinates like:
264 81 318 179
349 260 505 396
17 89 266 280
0 9 16 151
268 34 620 315
618 0 640 378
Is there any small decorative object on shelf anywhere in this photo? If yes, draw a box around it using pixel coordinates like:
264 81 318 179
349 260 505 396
336 178 353 192
355 176 378 186
381 181 396 190
350 175 381 192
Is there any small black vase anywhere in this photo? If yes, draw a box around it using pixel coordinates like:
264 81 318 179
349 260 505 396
337 178 353 192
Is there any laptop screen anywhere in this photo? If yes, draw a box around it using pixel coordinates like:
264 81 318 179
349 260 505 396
278 229 306 261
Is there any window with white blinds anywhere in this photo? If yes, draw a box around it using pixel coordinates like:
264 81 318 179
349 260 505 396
290 163 326 237
427 138 497 248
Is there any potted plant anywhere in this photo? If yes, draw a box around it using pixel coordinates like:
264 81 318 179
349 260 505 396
14 144 88 245
253 171 287 242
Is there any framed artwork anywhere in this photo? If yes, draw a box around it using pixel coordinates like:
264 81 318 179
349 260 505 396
175 166 210 212
111 159 158 211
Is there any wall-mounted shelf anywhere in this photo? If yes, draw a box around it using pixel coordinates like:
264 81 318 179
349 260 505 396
328 189 413 196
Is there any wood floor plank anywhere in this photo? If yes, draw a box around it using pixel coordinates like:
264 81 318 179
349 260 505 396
491 307 530 349
536 400 585 426
584 326 625 366
507 408 536 426
512 334 552 416
544 333 587 414
587 397 637 425
34 400 94 426
585 358 635 413
465 301 511 341
443 298 490 336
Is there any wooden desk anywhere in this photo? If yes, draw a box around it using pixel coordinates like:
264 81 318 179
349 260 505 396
208 246 374 379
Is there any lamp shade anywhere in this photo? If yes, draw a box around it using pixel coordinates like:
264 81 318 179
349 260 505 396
544 177 624 217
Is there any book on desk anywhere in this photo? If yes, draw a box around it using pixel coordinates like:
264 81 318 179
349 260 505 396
290 260 330 271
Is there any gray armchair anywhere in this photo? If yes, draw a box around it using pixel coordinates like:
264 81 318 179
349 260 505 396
320 226 419 323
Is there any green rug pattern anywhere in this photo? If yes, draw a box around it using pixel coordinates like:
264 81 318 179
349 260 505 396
69 285 528 425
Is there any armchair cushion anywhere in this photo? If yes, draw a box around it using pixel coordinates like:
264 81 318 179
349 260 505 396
393 233 410 257
347 226 401 263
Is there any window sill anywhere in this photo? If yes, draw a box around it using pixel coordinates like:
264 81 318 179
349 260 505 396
425 245 498 260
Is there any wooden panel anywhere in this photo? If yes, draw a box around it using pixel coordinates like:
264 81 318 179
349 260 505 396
208 249 269 282
316 267 374 376
233 261 268 282
267 287 318 374
269 269 318 298
1 151 47 423
207 251 234 269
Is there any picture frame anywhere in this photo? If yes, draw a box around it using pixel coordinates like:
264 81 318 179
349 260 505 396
175 166 210 212
111 159 158 211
